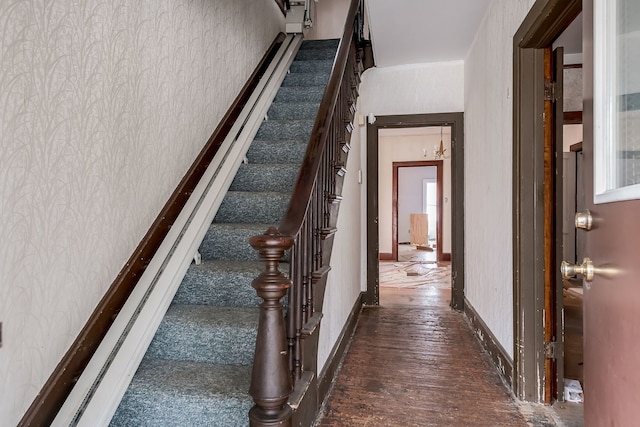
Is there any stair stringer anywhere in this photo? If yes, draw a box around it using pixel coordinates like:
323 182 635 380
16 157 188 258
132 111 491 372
52 34 304 427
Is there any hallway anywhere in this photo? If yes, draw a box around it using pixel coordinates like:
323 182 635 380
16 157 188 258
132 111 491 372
316 284 559 426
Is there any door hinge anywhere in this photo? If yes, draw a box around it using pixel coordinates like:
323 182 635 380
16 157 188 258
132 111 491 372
544 341 557 359
544 80 557 102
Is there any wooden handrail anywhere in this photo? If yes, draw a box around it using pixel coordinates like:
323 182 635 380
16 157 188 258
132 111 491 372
279 0 361 237
249 1 364 425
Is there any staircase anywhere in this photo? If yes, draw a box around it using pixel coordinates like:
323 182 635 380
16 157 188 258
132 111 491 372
109 39 339 427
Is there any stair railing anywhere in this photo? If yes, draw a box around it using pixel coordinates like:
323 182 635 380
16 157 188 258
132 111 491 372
248 0 364 425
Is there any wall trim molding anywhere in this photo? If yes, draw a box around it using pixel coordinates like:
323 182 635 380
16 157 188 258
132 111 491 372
464 298 514 388
513 0 581 403
317 292 364 405
379 252 393 261
18 33 287 427
442 253 451 262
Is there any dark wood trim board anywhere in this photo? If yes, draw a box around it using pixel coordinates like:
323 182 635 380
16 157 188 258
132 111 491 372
366 113 464 310
391 161 443 262
512 0 581 403
464 298 514 388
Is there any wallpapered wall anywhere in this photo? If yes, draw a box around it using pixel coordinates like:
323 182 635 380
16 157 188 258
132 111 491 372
0 0 283 423
463 0 536 359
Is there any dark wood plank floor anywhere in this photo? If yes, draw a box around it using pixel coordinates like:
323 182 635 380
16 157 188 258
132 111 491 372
317 287 529 427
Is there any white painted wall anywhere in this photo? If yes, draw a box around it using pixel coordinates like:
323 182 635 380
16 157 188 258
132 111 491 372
0 1 283 423
564 124 584 152
398 167 436 243
463 0 536 360
359 61 465 116
377 134 452 255
318 101 365 371
305 0 351 40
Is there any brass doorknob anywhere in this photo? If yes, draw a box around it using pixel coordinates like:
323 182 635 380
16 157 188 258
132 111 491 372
561 258 594 282
575 210 593 230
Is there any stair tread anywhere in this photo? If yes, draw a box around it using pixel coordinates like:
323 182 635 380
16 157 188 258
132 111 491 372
185 259 289 277
192 259 281 271
147 306 258 364
165 305 259 326
216 190 290 223
111 359 252 427
177 260 283 307
208 222 275 231
299 39 339 49
128 358 251 396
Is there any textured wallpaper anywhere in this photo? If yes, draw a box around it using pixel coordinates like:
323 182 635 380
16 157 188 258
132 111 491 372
463 0 536 359
0 0 283 423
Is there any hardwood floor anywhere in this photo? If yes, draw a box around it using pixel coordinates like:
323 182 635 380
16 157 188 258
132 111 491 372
316 287 530 426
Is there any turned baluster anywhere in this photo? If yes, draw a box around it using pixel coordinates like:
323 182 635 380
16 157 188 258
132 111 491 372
248 227 294 427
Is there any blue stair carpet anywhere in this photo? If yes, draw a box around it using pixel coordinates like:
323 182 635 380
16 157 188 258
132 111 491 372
110 39 339 427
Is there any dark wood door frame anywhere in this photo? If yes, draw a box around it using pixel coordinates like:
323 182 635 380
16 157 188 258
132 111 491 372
392 161 443 262
513 0 581 403
365 113 464 310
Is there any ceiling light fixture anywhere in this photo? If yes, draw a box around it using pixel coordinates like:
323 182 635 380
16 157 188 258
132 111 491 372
434 126 447 159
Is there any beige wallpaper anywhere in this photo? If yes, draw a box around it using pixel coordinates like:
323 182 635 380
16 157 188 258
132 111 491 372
0 0 283 423
463 0 536 359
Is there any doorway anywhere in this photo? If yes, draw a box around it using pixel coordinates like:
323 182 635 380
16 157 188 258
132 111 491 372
365 113 464 309
392 161 444 263
513 0 582 405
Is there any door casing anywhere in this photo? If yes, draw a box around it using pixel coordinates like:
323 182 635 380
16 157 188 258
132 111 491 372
512 0 581 403
392 161 444 262
365 113 464 310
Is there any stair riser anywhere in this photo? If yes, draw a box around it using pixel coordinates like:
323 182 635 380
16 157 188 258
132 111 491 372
200 225 265 261
295 48 338 61
268 102 320 120
147 308 257 365
255 120 314 140
290 60 333 74
246 140 307 164
215 192 290 224
275 86 325 103
175 269 261 307
230 164 299 192
282 73 330 87
147 324 256 365
176 261 289 307
299 39 339 50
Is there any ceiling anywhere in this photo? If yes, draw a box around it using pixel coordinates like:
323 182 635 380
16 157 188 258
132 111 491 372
364 1 583 67
365 0 494 67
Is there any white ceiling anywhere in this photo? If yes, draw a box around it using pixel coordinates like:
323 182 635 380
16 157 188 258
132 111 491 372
365 0 494 67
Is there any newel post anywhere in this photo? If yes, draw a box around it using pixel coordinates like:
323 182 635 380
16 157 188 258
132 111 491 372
248 227 294 427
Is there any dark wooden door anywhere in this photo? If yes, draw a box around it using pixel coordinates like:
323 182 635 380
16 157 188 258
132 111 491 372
581 1 640 423
543 46 564 403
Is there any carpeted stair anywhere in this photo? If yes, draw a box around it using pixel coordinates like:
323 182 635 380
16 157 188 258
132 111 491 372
110 38 339 427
